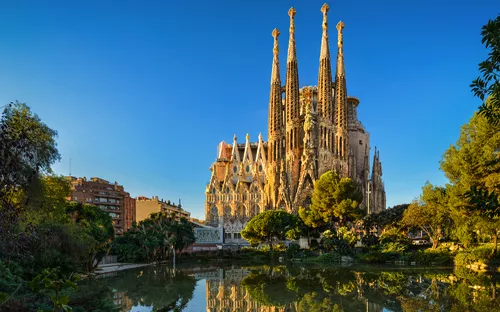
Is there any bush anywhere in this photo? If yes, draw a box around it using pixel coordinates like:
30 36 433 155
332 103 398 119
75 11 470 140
310 252 341 263
274 244 287 252
379 227 411 253
470 245 494 260
408 250 453 266
454 245 500 267
381 242 407 254
286 243 300 258
358 250 391 263
455 252 480 267
361 235 379 247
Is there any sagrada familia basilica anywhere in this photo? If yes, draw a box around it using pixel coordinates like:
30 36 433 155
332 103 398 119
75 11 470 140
205 4 386 238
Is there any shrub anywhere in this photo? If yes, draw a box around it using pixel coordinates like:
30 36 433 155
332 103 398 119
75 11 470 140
358 250 391 263
408 250 453 266
470 245 494 261
286 243 300 258
337 227 358 247
361 235 379 247
311 252 341 263
381 242 407 254
455 252 480 267
274 244 287 252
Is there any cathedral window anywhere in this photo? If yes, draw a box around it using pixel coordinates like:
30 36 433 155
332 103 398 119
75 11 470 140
359 140 363 145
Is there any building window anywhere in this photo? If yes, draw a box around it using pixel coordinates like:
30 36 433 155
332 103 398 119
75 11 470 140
359 140 363 145
86 198 92 202
74 196 78 200
99 198 107 203
234 233 242 239
224 233 232 240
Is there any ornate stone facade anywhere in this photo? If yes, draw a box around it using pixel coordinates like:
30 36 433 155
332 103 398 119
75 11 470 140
205 4 386 235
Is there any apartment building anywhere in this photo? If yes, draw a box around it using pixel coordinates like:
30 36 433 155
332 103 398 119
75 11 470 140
136 196 190 223
67 176 136 235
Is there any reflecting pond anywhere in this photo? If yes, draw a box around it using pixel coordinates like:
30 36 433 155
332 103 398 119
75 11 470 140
97 264 500 312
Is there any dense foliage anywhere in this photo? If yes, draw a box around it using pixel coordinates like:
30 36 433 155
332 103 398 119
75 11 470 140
111 212 195 263
0 103 116 311
299 171 363 229
241 210 299 250
471 16 500 125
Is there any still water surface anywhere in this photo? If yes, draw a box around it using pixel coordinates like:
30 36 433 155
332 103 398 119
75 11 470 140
99 264 499 312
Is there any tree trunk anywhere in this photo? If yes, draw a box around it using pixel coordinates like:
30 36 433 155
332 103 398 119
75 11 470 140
269 237 273 251
432 239 438 249
492 282 496 300
492 234 497 256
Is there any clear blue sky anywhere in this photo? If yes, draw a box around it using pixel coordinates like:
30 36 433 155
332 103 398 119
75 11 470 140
0 0 497 219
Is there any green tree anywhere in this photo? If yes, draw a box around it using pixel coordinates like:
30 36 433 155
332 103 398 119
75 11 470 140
299 171 363 229
441 112 500 254
112 213 194 263
402 183 451 249
24 175 71 224
471 15 500 125
363 204 409 233
0 102 60 258
66 202 115 272
241 210 298 250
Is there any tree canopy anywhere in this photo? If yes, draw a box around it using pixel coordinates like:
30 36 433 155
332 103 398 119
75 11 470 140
241 210 298 250
471 15 500 125
402 183 451 249
299 171 363 229
112 213 195 263
440 112 500 253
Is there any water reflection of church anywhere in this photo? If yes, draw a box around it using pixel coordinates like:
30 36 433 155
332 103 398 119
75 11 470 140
201 267 383 312
203 268 285 312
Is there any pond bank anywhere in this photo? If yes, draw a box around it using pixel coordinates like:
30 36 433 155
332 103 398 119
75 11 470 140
95 262 150 274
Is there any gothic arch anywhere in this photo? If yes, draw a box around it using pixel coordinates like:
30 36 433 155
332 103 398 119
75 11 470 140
223 205 231 218
210 205 219 226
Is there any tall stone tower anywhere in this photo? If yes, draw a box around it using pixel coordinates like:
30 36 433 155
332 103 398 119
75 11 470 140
317 4 335 178
333 20 349 175
266 28 284 210
283 8 301 212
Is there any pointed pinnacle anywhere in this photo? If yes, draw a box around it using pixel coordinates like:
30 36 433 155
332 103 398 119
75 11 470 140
288 7 296 34
321 4 329 31
272 28 280 55
321 3 329 14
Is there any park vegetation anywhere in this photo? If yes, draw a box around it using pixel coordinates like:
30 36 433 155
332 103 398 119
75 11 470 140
0 11 499 312
239 15 500 269
0 102 195 311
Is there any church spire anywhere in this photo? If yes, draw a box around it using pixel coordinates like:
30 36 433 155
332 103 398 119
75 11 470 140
317 3 334 153
334 20 348 158
285 7 300 151
268 28 283 164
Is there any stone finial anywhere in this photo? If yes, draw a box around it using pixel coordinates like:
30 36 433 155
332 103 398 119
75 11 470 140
272 28 280 55
246 133 250 141
321 4 329 31
321 3 329 14
258 133 263 141
337 21 345 48
288 7 296 34
233 134 237 142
